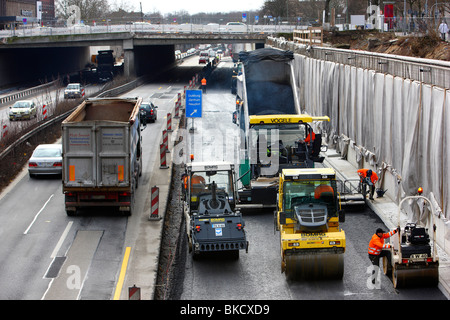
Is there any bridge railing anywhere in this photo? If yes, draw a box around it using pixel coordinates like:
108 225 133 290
0 24 302 38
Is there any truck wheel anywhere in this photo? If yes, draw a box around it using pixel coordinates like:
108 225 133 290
66 209 76 216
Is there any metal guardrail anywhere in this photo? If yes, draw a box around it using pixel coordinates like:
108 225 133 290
0 80 59 106
269 37 450 89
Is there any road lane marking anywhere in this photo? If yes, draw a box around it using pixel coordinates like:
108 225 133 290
113 246 131 300
23 194 54 234
50 221 73 258
42 230 103 300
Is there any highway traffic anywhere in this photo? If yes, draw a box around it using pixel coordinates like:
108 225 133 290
0 53 446 300
0 55 203 299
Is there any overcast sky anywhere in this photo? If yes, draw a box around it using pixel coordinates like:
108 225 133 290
128 0 265 15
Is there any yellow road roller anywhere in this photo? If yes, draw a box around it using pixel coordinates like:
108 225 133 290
382 188 439 288
275 168 346 279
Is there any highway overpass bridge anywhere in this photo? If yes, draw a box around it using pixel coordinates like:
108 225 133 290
0 30 267 87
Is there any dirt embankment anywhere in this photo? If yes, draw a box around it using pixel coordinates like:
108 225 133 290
323 29 450 61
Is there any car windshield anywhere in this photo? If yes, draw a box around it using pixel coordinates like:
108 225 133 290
33 148 61 157
12 101 32 109
67 84 79 89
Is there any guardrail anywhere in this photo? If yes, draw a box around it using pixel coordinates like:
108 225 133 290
0 80 59 106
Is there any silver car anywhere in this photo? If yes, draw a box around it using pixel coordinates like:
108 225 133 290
9 100 37 120
28 144 63 178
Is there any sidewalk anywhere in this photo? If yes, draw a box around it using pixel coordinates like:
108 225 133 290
324 148 450 299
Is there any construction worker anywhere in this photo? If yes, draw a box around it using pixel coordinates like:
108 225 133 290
201 77 207 94
314 184 334 199
357 168 378 200
368 228 397 283
299 128 315 147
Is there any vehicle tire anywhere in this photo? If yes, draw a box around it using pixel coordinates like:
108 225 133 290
66 209 76 216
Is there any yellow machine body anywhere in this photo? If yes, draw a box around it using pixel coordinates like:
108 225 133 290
277 168 346 279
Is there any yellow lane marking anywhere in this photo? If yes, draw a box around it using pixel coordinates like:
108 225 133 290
113 246 131 300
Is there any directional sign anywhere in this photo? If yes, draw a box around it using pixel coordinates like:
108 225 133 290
185 90 202 118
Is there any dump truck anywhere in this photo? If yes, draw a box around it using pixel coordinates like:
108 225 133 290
234 48 329 209
382 188 439 288
275 168 346 279
183 161 248 259
62 97 143 216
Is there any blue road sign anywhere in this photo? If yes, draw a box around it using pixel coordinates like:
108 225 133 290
185 90 202 118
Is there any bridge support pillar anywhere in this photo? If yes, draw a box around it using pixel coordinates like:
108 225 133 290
123 39 136 78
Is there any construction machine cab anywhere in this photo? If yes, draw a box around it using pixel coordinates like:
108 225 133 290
279 169 343 232
249 115 329 175
183 162 237 214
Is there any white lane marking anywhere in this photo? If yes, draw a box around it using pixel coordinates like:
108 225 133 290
23 194 54 234
50 221 73 258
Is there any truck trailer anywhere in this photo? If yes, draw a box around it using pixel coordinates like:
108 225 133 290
62 97 143 216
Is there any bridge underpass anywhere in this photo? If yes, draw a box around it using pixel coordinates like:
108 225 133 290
0 32 266 88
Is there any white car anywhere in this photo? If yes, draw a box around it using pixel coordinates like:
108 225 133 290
64 83 83 99
9 100 37 121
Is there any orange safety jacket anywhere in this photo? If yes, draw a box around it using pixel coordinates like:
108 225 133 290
357 169 378 184
368 229 396 255
304 131 315 144
201 78 207 86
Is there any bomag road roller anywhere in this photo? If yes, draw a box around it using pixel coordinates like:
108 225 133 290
275 168 346 279
382 188 439 288
183 161 248 259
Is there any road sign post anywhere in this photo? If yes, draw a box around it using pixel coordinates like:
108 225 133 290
185 90 202 133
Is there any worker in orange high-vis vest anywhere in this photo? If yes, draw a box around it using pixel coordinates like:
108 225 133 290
368 228 397 266
357 168 378 200
368 228 397 284
201 77 207 94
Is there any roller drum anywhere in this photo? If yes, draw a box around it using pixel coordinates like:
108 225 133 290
392 264 439 288
285 253 344 280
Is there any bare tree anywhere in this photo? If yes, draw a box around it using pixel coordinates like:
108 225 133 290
56 0 111 23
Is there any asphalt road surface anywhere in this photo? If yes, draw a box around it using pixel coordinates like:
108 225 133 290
0 56 204 299
0 54 446 300
176 57 447 301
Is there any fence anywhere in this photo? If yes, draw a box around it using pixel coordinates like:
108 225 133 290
268 37 450 90
293 27 323 46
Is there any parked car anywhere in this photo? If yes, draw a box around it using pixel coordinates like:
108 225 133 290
64 83 83 99
28 144 63 178
139 102 158 124
9 100 37 121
